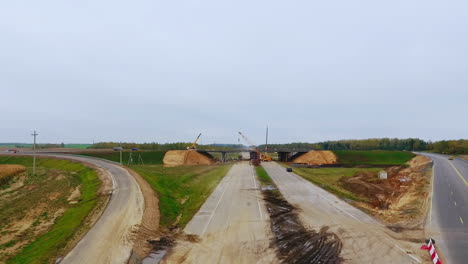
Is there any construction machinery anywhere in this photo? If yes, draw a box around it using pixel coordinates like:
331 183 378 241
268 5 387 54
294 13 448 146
238 131 271 165
187 133 202 150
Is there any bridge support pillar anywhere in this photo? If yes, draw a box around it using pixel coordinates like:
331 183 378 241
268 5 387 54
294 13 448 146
278 152 291 162
221 152 227 163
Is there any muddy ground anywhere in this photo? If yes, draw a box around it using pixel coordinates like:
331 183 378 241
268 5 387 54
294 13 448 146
262 188 342 263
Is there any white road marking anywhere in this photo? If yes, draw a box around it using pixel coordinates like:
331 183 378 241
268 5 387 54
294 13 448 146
460 217 464 224
430 164 435 224
454 201 457 206
251 166 263 221
201 173 232 235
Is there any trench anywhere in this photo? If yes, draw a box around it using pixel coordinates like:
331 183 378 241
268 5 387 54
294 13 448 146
262 188 343 264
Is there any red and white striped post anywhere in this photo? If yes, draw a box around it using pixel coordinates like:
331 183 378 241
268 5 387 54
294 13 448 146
421 238 442 264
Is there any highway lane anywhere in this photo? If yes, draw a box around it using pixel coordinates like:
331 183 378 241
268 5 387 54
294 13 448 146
262 162 428 264
10 153 145 264
422 153 468 264
163 162 277 264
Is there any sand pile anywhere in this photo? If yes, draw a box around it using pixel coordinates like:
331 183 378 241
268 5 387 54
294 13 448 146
163 150 214 166
292 151 337 165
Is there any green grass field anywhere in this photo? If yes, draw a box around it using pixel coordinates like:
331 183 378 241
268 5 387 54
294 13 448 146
0 156 100 264
132 164 231 228
80 151 166 165
256 166 274 186
64 144 91 149
286 166 382 201
334 150 415 165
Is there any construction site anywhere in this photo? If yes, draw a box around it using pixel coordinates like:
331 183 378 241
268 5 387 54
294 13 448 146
0 131 439 264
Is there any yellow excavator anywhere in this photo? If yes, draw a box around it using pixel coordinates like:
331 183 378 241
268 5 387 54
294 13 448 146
187 133 202 150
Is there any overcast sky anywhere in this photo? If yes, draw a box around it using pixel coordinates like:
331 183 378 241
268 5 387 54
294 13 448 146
1 0 467 144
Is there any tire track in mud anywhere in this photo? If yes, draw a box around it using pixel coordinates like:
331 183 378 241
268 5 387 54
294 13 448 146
261 181 343 263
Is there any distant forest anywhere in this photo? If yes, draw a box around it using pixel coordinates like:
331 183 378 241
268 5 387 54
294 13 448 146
259 138 468 155
89 142 243 151
3 138 467 155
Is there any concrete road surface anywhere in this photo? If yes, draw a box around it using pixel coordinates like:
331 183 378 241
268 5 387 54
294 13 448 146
30 154 144 264
422 153 468 264
262 162 428 264
163 162 277 264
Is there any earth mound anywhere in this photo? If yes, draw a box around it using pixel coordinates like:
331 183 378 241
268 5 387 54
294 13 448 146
292 151 337 165
163 150 214 166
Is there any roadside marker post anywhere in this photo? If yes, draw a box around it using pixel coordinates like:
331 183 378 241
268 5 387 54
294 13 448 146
421 238 442 264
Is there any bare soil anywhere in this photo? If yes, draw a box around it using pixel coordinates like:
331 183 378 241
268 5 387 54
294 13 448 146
341 155 432 227
263 189 342 263
125 167 160 260
163 150 213 166
292 151 337 165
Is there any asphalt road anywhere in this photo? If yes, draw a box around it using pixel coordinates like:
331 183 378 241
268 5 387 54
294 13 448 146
422 153 468 264
163 162 277 264
20 154 145 264
262 162 428 264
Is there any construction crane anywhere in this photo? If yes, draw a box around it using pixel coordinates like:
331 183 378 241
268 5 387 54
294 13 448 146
187 133 202 150
238 131 271 164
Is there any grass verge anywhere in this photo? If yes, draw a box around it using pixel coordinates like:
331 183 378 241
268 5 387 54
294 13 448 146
132 164 231 228
0 156 101 264
334 150 414 165
255 166 274 186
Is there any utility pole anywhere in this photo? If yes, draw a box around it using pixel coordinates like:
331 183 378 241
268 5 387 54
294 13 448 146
31 130 38 175
119 142 123 165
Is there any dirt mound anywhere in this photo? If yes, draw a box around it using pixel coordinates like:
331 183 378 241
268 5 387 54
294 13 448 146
292 151 337 165
163 150 213 166
341 155 432 226
406 155 431 170
0 165 26 178
0 165 26 186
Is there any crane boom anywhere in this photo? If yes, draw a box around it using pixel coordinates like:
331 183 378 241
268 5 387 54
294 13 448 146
188 133 202 149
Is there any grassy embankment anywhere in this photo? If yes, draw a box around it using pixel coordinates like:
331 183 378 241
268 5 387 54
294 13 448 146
0 156 101 264
334 150 415 165
80 151 165 165
80 150 232 228
133 164 231 228
255 166 274 187
283 150 415 201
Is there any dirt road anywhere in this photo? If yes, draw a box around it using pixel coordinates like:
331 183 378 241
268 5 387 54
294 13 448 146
262 162 429 264
39 154 145 264
163 162 277 264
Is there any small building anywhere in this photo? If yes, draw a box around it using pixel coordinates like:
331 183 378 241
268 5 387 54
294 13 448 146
379 171 388 180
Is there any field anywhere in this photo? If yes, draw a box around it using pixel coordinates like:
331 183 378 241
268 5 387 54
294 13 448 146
0 156 101 264
285 166 382 201
0 144 91 149
334 150 415 165
132 164 231 228
79 151 165 165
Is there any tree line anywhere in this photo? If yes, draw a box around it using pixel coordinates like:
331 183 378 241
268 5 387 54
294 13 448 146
89 142 243 151
259 138 468 154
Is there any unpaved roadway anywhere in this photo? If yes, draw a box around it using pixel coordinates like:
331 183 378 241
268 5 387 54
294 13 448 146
36 154 145 264
262 162 430 264
163 162 277 264
422 153 468 264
